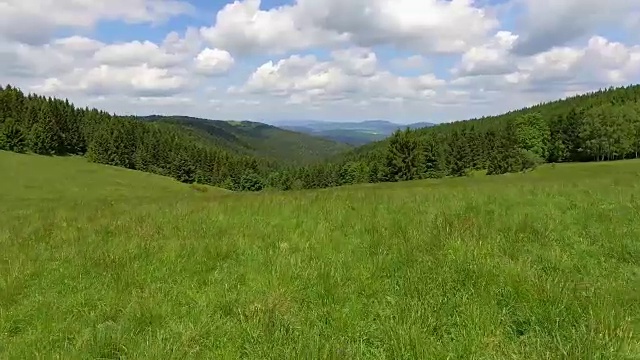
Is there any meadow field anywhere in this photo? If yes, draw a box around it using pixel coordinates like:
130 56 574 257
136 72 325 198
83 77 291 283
0 150 639 359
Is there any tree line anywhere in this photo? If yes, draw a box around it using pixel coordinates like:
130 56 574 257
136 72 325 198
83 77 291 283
262 85 640 189
0 85 276 191
2 84 640 191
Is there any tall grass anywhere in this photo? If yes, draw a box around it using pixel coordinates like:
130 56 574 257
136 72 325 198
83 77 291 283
1 151 639 359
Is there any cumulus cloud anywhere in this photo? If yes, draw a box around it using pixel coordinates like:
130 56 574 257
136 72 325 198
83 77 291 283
94 41 184 68
0 24 207 99
33 64 188 97
1 0 639 123
201 0 498 56
163 27 203 55
298 0 499 52
0 40 85 77
12 32 202 99
331 48 378 77
512 0 640 55
579 37 640 84
519 36 640 89
237 49 445 104
53 36 105 54
194 48 235 75
199 0 344 55
0 0 193 44
453 31 519 77
453 36 640 96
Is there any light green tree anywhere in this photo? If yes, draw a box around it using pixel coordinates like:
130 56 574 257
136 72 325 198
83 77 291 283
514 113 550 161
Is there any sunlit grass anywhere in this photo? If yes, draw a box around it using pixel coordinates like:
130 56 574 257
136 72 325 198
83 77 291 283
1 151 639 359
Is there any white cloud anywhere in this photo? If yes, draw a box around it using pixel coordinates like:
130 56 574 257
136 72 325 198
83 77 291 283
1 0 639 124
301 0 498 53
0 39 85 77
53 36 105 54
201 0 498 56
0 0 193 44
194 48 235 75
517 36 640 88
199 0 344 55
4 30 204 99
512 0 640 55
162 27 203 55
94 40 184 68
331 48 378 77
453 31 518 77
238 49 445 105
33 64 189 97
517 47 585 84
583 37 640 84
453 36 640 96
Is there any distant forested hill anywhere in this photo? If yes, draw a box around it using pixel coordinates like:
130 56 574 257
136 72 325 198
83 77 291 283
275 119 435 145
338 85 640 167
141 116 352 165
2 84 639 192
0 85 287 191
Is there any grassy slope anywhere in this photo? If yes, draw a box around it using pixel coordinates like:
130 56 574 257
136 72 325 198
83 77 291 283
1 151 639 359
143 116 353 165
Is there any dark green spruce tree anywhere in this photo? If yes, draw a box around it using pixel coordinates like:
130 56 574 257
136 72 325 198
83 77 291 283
422 134 446 179
448 129 471 177
0 117 27 152
385 128 425 182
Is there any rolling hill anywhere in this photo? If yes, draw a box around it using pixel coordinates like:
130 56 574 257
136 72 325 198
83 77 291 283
273 119 435 145
3 84 639 193
142 115 353 165
2 150 638 358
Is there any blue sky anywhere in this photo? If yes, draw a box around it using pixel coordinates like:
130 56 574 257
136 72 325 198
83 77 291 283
1 0 639 124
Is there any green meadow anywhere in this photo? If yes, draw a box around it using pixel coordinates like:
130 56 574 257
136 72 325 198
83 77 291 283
1 150 639 359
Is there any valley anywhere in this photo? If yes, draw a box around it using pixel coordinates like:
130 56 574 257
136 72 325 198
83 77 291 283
1 151 638 358
2 0 639 357
2 84 640 358
274 119 435 145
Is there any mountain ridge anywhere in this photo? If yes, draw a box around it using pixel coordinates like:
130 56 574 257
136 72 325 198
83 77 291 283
140 115 353 165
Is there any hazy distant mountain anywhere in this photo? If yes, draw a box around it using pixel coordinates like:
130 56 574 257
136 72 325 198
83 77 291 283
272 120 436 145
141 116 352 165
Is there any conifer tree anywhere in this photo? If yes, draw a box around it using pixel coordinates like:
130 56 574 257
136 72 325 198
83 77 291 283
423 134 446 179
448 129 471 177
385 128 425 181
0 118 26 152
237 171 264 191
173 154 196 184
29 121 58 155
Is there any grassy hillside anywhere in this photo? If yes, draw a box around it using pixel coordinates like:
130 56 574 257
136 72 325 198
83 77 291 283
0 151 230 202
4 84 639 193
143 116 352 165
1 151 639 358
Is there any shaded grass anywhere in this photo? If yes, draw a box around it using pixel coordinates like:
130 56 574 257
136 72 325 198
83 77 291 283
1 151 639 359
